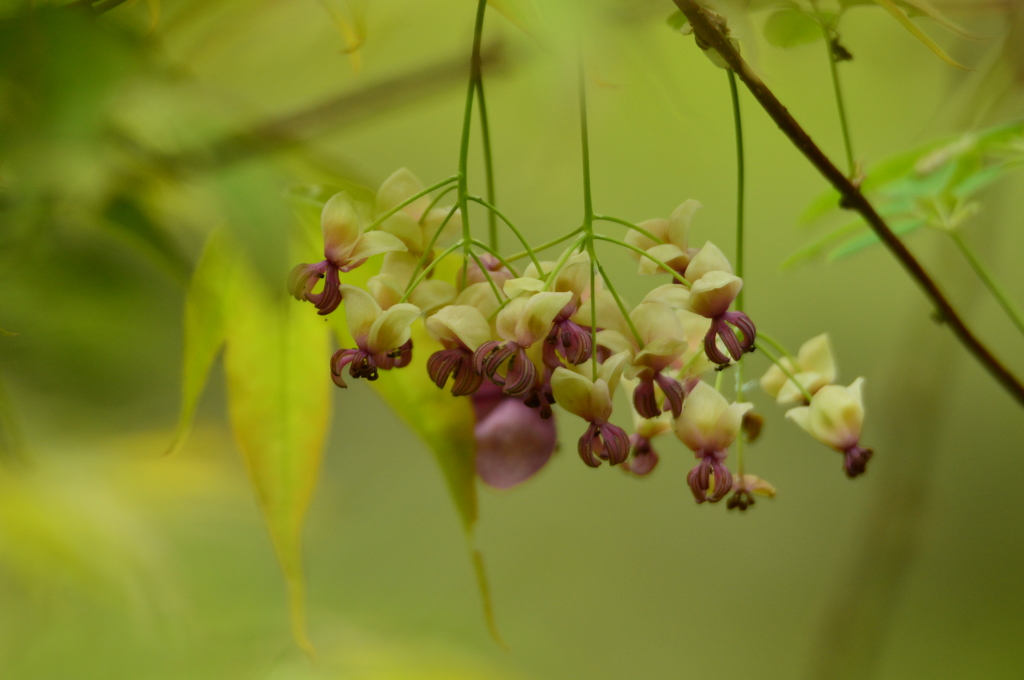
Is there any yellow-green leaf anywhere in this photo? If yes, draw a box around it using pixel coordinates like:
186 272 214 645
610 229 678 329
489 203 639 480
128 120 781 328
488 0 542 37
166 228 235 457
316 0 367 73
873 0 968 70
763 9 823 49
223 259 332 655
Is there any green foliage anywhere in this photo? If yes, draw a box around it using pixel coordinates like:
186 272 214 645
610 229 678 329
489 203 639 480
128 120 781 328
791 120 1024 265
763 8 823 48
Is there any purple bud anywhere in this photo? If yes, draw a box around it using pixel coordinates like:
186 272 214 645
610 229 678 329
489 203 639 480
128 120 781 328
843 445 873 478
475 398 557 489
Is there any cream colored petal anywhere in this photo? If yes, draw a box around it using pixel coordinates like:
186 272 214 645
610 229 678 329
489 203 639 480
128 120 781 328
456 282 501 319
759 361 792 399
551 367 599 420
339 284 382 344
495 296 529 342
688 271 742 318
596 329 636 357
739 474 777 498
667 199 701 247
806 380 865 451
421 207 462 246
638 243 688 276
368 302 421 353
785 406 813 437
634 336 687 373
642 284 691 310
503 276 546 298
516 291 573 346
522 261 554 279
632 301 685 345
684 241 733 283
574 289 624 334
409 279 456 317
426 304 493 351
590 379 614 423
376 168 428 217
321 192 363 264
380 211 426 254
797 333 836 383
378 250 419 282
635 412 673 439
776 371 829 405
367 273 404 310
598 350 631 395
676 381 729 452
707 401 754 451
625 218 668 256
347 230 408 264
556 251 592 299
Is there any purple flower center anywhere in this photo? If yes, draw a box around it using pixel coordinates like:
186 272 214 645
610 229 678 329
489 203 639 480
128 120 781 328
704 310 756 365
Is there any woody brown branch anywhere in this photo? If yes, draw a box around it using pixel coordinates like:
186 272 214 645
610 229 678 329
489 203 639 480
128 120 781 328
670 0 1024 407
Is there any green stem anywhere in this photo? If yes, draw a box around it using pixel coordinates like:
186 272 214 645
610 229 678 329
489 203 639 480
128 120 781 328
593 214 665 245
950 229 1024 339
727 68 746 311
458 0 489 286
470 251 505 304
399 240 465 303
759 344 814 403
541 234 588 292
405 204 460 295
467 196 543 274
418 184 459 225
811 1 855 177
756 331 795 360
591 235 691 288
597 262 643 347
579 58 600 381
469 238 521 278
476 76 498 250
368 176 458 231
507 227 584 262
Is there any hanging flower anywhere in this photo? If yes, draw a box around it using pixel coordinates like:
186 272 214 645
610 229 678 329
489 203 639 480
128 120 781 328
726 474 777 511
289 192 407 315
598 301 689 420
425 304 492 396
330 285 420 387
367 251 456 313
376 168 461 258
760 333 836 404
785 378 873 478
621 380 673 477
474 286 572 398
684 242 756 365
550 352 631 468
524 250 595 367
624 200 702 278
675 381 752 503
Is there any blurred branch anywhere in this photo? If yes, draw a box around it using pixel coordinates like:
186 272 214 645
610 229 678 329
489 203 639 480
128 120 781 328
670 0 1024 408
135 41 508 174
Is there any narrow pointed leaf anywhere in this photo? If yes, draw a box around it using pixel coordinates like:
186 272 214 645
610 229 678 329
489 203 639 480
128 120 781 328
763 9 823 48
828 218 925 260
872 0 969 70
167 228 235 457
223 260 332 655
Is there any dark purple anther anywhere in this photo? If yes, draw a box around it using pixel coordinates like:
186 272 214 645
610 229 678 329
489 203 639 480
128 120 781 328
427 347 483 396
632 373 685 420
843 445 873 478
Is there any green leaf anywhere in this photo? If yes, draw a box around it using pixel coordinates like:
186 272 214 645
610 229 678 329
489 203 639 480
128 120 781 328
488 0 542 36
828 218 925 260
872 0 968 70
223 258 332 656
103 193 191 284
666 11 689 31
763 9 823 48
166 228 234 457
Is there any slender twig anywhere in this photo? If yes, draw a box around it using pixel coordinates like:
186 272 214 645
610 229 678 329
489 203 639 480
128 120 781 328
476 77 499 250
467 196 542 273
399 240 465 304
367 176 458 231
592 235 691 288
507 227 584 262
727 68 745 311
810 0 855 176
593 215 666 245
579 59 600 380
757 331 795 360
759 344 815 403
597 262 644 347
469 239 521 278
458 0 489 287
418 185 459 225
404 205 460 297
470 251 506 304
671 0 1024 407
949 230 1024 338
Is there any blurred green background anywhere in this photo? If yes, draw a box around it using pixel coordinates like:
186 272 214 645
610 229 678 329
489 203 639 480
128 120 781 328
2 0 1024 678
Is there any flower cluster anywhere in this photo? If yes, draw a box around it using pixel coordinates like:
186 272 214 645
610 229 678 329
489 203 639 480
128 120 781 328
288 169 874 504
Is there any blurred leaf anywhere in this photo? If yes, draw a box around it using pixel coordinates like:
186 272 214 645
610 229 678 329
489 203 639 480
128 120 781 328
666 10 689 31
891 0 980 40
0 329 15 337
872 0 968 70
828 217 924 260
0 377 22 462
223 255 332 656
102 193 191 283
488 0 541 36
166 228 234 457
781 219 864 269
763 9 823 48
